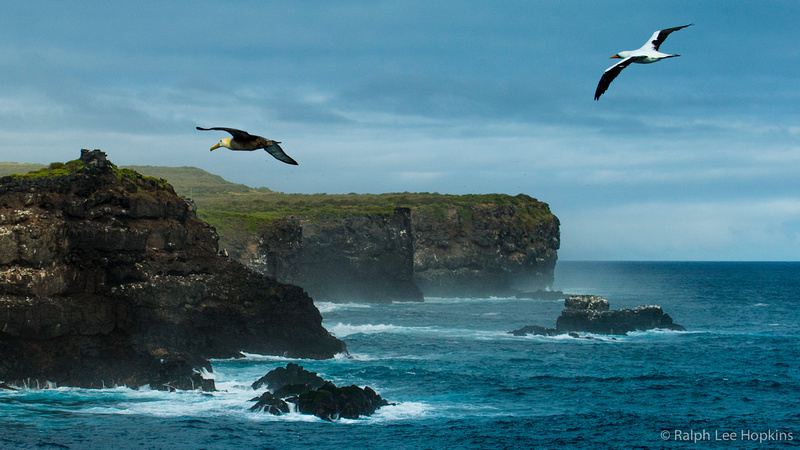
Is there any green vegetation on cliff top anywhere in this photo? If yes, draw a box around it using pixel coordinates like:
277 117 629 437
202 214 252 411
0 160 168 190
1 162 554 238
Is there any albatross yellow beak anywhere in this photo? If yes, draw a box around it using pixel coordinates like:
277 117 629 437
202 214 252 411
210 143 221 151
610 55 622 59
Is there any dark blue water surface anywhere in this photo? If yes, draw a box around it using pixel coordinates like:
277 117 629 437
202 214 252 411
2 262 798 449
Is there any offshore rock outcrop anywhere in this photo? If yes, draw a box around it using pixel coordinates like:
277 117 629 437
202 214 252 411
555 295 685 335
511 295 685 337
0 150 344 389
250 363 390 421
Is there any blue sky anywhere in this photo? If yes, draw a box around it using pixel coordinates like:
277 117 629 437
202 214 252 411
1 1 798 261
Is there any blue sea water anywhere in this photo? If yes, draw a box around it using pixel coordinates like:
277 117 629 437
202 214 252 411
1 261 798 449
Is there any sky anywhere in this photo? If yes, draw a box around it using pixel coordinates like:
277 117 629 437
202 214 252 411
1 1 798 261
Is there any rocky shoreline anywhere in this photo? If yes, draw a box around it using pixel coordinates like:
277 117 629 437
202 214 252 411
0 150 344 390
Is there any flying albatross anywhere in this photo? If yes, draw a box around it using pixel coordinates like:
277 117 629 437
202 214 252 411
594 24 693 100
196 126 298 165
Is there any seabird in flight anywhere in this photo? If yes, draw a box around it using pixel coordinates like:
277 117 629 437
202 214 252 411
594 24 693 100
196 126 298 165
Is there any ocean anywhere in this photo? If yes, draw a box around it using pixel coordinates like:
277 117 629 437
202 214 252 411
2 261 798 449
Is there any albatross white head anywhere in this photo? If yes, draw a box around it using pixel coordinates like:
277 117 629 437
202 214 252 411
210 138 232 151
610 51 633 59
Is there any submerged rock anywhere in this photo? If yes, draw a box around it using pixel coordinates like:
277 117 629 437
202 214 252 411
511 295 685 337
0 150 345 389
509 325 559 336
250 364 390 420
250 392 292 415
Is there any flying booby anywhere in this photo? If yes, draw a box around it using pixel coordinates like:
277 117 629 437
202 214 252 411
196 126 298 165
594 24 693 100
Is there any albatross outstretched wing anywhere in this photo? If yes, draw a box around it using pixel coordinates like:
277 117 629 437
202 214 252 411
264 143 299 165
196 126 258 143
594 56 646 100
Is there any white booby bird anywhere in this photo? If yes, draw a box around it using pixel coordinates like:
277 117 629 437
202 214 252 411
594 24 693 100
196 126 298 165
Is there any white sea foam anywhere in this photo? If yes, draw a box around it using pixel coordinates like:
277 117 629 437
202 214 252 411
315 301 373 314
327 322 433 337
423 296 520 304
626 328 693 338
232 352 311 362
327 322 520 341
362 401 432 422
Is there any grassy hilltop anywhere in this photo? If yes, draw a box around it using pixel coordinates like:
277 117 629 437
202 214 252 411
1 162 554 243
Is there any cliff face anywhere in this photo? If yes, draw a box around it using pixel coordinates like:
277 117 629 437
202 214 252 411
256 208 422 302
412 198 560 297
240 195 559 300
0 150 344 389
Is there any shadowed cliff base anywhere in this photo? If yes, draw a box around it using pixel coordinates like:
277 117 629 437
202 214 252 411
0 150 344 389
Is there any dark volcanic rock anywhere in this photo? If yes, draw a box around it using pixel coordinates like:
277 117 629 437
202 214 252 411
296 382 389 421
509 325 559 336
412 199 560 297
250 364 390 420
556 295 685 335
225 194 559 301
250 392 292 415
511 295 685 337
251 362 326 392
0 150 345 389
257 209 423 302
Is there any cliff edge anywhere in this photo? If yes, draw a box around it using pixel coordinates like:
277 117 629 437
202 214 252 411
412 197 560 297
0 150 344 389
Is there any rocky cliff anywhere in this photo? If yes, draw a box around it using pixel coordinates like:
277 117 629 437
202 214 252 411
0 150 344 389
104 167 560 301
231 195 560 301
411 198 560 297
256 208 422 302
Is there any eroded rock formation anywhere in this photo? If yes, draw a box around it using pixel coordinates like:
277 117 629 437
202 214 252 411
511 295 685 337
556 295 685 335
0 150 344 389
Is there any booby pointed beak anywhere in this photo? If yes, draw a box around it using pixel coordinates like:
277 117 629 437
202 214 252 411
210 143 221 151
610 55 622 59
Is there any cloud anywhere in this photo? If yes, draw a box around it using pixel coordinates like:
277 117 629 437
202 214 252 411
1 1 799 260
